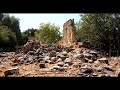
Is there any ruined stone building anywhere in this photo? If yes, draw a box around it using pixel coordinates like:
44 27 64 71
59 19 76 47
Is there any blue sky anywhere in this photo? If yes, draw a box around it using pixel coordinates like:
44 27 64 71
9 13 81 32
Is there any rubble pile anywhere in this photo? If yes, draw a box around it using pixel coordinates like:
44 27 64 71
0 41 120 77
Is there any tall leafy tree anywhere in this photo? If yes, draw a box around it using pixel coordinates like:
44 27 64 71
76 13 120 56
22 28 37 37
2 14 22 45
0 25 17 47
35 23 61 44
22 28 37 44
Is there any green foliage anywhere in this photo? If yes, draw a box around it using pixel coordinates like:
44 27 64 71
22 28 37 37
2 14 22 45
76 13 120 56
35 23 61 44
22 28 37 44
0 26 17 47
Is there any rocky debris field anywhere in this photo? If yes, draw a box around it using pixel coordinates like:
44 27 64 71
1 43 120 77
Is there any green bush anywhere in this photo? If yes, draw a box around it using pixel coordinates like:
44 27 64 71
0 26 17 47
35 23 61 44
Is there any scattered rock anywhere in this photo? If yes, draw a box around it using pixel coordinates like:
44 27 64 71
35 48 41 54
39 63 46 68
64 58 73 65
58 67 66 72
49 61 55 64
28 56 34 61
39 55 44 59
12 63 18 66
62 51 67 56
53 66 60 70
64 58 72 63
98 58 108 64
105 71 115 77
51 57 57 62
18 57 24 61
92 73 98 76
22 41 34 54
68 52 73 58
89 50 98 57
83 53 92 59
37 58 43 63
80 64 93 74
4 67 19 77
94 60 100 65
64 63 69 67
23 54 28 59
72 62 81 68
27 51 34 55
57 58 62 62
45 60 51 63
103 66 114 71
22 74 33 77
73 54 84 60
95 66 103 72
88 60 94 63
81 68 93 74
17 57 24 63
49 51 56 57
44 56 50 60
57 54 68 60
57 62 64 67
35 56 39 59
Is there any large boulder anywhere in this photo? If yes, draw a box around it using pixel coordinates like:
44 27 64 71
4 67 19 77
22 41 34 54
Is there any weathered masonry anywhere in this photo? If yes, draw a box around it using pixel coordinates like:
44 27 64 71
59 19 76 47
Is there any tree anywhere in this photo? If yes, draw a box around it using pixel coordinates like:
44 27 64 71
35 23 61 44
22 28 37 44
22 28 37 37
75 21 82 42
2 14 22 45
0 25 17 47
76 13 120 56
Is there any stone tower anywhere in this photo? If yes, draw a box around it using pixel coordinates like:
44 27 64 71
59 19 76 47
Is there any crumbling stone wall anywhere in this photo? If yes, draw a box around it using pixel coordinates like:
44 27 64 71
59 19 76 47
